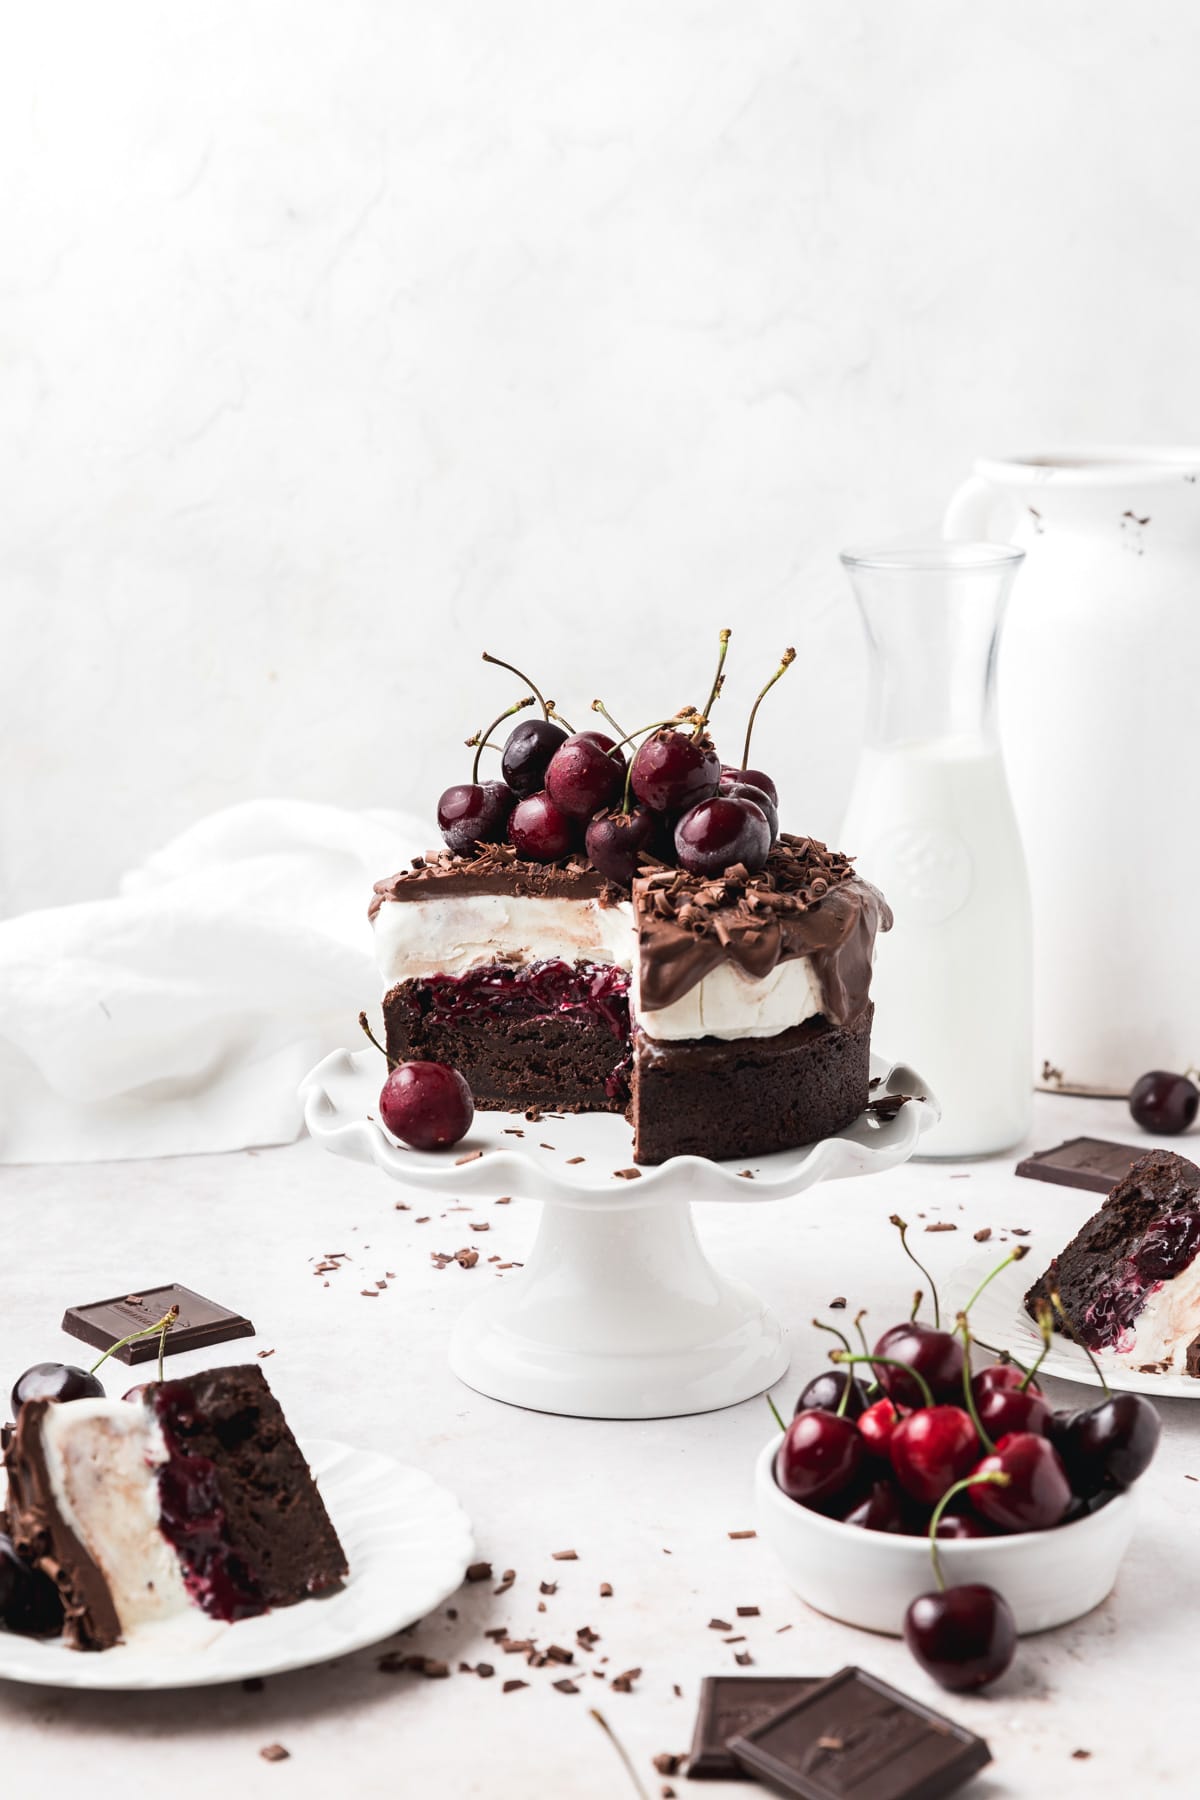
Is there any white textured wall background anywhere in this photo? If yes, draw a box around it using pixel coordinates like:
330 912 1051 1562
4 0 1199 915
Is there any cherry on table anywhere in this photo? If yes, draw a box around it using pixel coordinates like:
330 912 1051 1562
11 1362 105 1416
857 1395 911 1460
545 734 626 819
794 1369 869 1420
872 1322 965 1407
720 764 778 807
501 718 569 796
585 807 656 886
630 729 720 814
674 796 770 878
508 791 576 861
1129 1069 1199 1135
889 1405 980 1505
0 1533 64 1639
969 1431 1072 1532
437 780 514 855
774 1408 864 1507
904 1582 1017 1692
380 1061 474 1151
1049 1393 1161 1497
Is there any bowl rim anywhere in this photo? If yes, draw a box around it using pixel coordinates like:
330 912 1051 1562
755 1433 1136 1555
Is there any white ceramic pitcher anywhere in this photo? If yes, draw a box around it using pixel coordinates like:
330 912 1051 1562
944 449 1200 1093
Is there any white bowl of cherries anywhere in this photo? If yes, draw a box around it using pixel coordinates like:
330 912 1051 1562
755 1227 1159 1693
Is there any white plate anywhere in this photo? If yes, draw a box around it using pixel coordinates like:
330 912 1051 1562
950 1249 1200 1400
0 1440 474 1690
300 1047 938 1205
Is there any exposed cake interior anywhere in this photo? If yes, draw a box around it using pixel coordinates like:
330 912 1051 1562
1024 1149 1200 1374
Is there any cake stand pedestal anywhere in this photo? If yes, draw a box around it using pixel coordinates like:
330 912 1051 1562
300 1049 936 1420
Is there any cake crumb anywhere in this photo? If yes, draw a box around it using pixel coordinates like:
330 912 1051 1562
260 1745 290 1763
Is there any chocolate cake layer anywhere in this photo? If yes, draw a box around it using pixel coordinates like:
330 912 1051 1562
150 1365 347 1614
384 974 630 1112
631 1010 872 1165
1024 1149 1200 1352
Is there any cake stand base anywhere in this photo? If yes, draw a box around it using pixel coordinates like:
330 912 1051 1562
449 1195 787 1419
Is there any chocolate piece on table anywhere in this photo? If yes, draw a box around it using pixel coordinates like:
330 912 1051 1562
1015 1136 1145 1194
728 1665 991 1799
62 1283 254 1364
687 1675 822 1780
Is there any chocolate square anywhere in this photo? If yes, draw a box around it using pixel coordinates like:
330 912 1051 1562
1015 1136 1144 1194
62 1283 255 1365
688 1676 822 1779
728 1665 991 1799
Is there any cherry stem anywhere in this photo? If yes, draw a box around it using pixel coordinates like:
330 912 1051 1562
359 1011 399 1072
910 1288 923 1323
831 1351 933 1411
591 699 630 742
610 709 699 754
927 1470 1011 1592
766 1391 786 1433
692 628 731 741
811 1317 853 1358
955 1310 993 1455
590 1709 651 1800
741 646 796 769
1050 1290 1112 1397
470 696 534 784
890 1215 940 1328
1021 1302 1055 1391
547 704 576 733
959 1243 1030 1320
482 651 551 719
851 1310 881 1395
90 1305 179 1379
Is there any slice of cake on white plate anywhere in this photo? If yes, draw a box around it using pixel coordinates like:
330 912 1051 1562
1024 1149 1200 1375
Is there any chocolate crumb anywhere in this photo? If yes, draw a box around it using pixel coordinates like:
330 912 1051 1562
734 1651 754 1666
924 1222 957 1233
776 1623 793 1633
653 1754 683 1776
494 1569 516 1595
1072 1749 1092 1760
723 1636 746 1644
613 1167 642 1180
495 1195 512 1204
577 1625 600 1649
476 1662 494 1678
256 1349 275 1359
466 1561 493 1583
455 1149 483 1165
503 1128 524 1137
546 1645 574 1664
600 1582 613 1597
973 1227 993 1242
553 1678 580 1694
727 1530 756 1540
469 1222 490 1232
611 1668 641 1692
360 1289 379 1297
503 1680 528 1694
829 1296 846 1309
1011 1227 1031 1236
566 1156 585 1165
260 1745 290 1763
540 1142 555 1150
736 1605 760 1617
737 1169 755 1179
708 1618 733 1631
552 1548 579 1561
540 1580 557 1595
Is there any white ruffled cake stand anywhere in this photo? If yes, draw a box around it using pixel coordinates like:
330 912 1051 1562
300 1049 936 1420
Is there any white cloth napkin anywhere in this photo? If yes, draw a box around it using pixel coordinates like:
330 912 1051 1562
0 800 424 1165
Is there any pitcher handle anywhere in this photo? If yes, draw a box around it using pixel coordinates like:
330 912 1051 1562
943 475 1007 541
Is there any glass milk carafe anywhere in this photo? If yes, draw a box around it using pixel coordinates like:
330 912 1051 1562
839 543 1032 1158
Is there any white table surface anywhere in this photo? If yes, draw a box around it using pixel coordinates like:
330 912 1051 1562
1 1091 1194 1798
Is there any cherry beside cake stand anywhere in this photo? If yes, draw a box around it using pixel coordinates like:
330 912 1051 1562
300 1050 936 1420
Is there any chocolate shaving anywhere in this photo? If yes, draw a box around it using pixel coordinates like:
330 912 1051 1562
551 1548 579 1561
974 1227 992 1242
466 1561 492 1582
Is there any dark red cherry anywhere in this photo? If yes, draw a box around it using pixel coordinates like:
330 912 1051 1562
0 1533 65 1638
774 1409 864 1507
858 1396 912 1460
1048 1393 1161 1497
501 718 569 796
795 1370 870 1420
904 1583 1017 1692
872 1323 965 1407
674 796 770 878
718 779 779 842
379 1061 474 1151
11 1362 106 1415
889 1406 980 1505
974 1383 1051 1441
971 1362 1040 1404
437 780 514 854
545 734 626 819
933 1511 993 1540
630 730 720 814
1129 1069 1199 1135
585 806 656 886
839 1478 908 1533
721 764 778 807
508 791 576 861
970 1432 1072 1532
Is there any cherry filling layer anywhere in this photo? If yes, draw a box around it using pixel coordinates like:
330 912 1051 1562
398 958 633 1102
1081 1212 1200 1349
152 1384 266 1623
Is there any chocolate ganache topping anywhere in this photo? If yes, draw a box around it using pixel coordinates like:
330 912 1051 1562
368 843 623 921
632 834 891 1029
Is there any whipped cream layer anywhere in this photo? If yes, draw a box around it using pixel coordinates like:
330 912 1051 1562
1112 1256 1200 1373
374 893 635 986
632 954 823 1042
39 1397 191 1633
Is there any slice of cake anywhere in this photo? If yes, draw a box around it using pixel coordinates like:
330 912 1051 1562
1024 1149 1200 1375
4 1364 347 1650
629 840 890 1164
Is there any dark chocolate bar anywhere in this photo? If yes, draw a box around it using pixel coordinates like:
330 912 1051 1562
62 1283 255 1365
1015 1136 1145 1193
728 1665 991 1800
688 1675 822 1779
